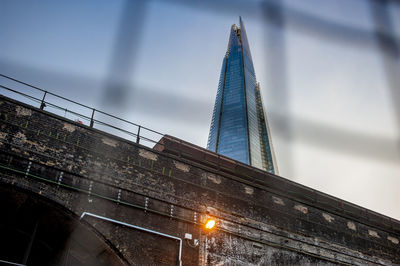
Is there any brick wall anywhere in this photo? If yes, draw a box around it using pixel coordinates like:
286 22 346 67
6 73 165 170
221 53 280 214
0 95 398 265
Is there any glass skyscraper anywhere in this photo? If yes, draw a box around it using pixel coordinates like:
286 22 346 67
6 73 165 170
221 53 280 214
207 17 277 174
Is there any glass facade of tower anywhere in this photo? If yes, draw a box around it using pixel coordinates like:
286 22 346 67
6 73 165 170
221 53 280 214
207 17 276 174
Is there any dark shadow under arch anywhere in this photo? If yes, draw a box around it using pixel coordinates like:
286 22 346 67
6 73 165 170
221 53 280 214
0 183 126 266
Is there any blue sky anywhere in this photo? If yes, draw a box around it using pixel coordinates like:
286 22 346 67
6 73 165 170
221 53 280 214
1 0 400 220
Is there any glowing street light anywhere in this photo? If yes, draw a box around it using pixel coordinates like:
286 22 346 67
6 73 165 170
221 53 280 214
205 219 216 230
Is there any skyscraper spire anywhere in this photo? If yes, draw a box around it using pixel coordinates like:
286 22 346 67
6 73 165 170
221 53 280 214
207 17 277 174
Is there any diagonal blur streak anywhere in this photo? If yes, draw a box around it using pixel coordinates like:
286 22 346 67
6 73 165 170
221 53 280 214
261 0 294 176
102 0 148 109
370 0 400 142
162 0 400 49
272 112 400 165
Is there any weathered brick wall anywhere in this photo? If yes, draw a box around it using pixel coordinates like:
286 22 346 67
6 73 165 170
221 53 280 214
0 95 399 265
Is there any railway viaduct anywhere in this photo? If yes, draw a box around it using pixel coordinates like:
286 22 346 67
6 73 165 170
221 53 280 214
0 94 399 265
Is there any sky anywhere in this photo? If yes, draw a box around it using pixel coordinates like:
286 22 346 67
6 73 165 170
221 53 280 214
0 0 400 220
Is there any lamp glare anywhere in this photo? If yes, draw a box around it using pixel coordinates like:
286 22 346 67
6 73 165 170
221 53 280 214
205 219 216 230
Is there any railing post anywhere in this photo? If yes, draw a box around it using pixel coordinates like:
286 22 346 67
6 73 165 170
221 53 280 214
136 126 141 144
40 91 47 110
90 109 95 127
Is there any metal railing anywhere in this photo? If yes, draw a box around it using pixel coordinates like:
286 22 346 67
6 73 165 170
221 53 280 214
0 73 164 148
0 73 240 168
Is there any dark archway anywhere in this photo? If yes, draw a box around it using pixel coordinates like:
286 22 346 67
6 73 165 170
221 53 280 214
0 184 125 266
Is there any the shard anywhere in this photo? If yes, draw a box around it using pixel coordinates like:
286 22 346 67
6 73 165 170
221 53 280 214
207 17 277 174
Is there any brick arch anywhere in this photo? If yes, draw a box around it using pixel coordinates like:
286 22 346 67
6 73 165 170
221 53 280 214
0 182 127 266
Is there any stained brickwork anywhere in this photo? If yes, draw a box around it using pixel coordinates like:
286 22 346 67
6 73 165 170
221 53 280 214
0 95 399 265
